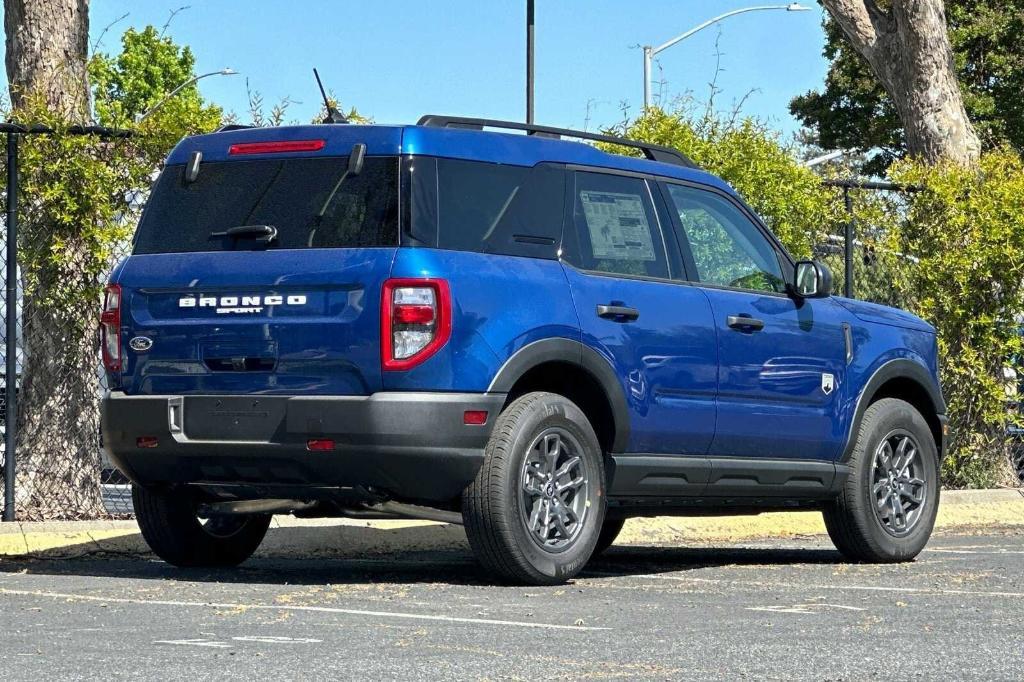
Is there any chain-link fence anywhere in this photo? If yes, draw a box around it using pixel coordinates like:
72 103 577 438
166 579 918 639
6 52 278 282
0 127 135 521
815 179 921 308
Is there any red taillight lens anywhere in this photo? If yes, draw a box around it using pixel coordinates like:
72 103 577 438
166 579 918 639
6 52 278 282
100 284 122 371
228 139 325 155
306 438 335 451
381 278 451 371
136 436 159 449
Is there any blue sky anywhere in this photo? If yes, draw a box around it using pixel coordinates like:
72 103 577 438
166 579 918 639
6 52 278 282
25 1 831 136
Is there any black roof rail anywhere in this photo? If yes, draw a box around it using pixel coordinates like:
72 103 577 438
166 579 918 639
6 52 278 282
416 114 698 169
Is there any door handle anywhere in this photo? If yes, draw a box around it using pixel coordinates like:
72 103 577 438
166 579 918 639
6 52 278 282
727 315 764 331
597 304 640 322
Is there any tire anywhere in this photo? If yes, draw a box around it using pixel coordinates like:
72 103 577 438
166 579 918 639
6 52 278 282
592 517 626 557
133 484 271 567
462 391 606 585
824 398 940 563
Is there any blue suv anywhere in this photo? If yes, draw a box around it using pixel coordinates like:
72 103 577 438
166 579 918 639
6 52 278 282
101 116 947 584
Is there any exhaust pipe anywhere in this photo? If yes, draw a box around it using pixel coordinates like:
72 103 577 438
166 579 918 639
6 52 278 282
198 498 318 516
363 501 462 525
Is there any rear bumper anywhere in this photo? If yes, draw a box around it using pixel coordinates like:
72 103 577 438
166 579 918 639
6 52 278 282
101 391 506 503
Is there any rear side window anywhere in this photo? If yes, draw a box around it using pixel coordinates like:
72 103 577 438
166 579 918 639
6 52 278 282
405 158 565 259
563 171 670 279
133 156 399 254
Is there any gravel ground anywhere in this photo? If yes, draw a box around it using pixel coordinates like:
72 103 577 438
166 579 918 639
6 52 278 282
0 526 1021 680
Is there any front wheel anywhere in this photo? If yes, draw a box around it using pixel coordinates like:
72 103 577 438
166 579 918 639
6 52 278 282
824 398 940 562
462 392 606 585
133 485 271 567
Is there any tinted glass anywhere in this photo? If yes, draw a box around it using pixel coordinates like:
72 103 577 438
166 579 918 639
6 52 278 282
665 183 786 292
406 157 564 259
566 171 669 279
134 156 399 254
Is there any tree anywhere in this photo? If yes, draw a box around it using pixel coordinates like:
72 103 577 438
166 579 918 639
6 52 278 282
3 12 222 518
792 1 1024 173
4 0 104 518
815 0 981 166
4 0 90 117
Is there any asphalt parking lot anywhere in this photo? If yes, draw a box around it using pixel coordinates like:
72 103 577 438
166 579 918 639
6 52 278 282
0 527 1021 681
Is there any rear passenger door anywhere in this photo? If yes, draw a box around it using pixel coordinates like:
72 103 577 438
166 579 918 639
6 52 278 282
660 181 848 461
561 170 718 469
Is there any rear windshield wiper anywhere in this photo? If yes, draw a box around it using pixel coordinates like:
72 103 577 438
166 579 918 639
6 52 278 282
209 224 278 243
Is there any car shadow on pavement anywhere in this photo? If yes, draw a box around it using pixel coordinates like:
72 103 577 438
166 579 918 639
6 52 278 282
0 532 845 588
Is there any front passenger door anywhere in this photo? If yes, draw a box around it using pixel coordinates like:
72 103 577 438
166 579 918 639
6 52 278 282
661 181 848 462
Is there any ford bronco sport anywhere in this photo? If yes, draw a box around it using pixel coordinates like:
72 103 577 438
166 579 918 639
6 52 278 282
101 115 946 585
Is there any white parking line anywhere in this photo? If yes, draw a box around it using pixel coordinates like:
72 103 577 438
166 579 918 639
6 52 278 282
154 638 232 649
589 573 1024 599
0 587 607 631
928 548 1024 555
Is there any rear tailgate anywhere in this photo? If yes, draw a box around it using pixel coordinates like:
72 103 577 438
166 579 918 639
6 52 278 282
110 125 403 397
114 248 395 396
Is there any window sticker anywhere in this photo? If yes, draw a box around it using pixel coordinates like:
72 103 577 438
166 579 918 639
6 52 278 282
579 190 656 261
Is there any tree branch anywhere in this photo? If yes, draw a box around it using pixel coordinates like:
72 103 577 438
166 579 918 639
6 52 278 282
819 0 892 60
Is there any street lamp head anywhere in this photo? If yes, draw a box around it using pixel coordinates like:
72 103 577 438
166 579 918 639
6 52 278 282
785 3 812 10
220 68 238 76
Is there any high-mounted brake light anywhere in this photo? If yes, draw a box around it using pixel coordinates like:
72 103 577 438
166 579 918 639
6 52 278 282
100 284 122 371
228 139 326 155
381 278 451 371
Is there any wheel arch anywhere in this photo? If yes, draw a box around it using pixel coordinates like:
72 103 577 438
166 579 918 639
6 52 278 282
842 358 946 462
488 338 630 454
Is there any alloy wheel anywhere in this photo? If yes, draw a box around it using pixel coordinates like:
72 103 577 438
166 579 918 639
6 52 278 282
519 428 591 552
870 430 927 537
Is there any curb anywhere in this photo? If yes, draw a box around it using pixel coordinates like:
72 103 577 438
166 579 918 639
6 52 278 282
0 488 1020 560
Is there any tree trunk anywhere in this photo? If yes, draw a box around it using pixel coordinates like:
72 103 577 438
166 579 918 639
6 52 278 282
5 0 90 117
820 0 981 165
4 0 102 519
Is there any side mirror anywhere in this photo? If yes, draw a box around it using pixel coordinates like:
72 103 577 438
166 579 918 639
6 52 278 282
793 260 833 298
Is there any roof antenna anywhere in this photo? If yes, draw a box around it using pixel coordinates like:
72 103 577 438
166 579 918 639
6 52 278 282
314 68 348 124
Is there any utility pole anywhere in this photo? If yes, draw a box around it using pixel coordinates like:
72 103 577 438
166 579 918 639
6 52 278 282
526 0 535 123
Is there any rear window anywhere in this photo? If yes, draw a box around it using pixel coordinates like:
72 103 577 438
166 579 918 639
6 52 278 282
406 157 565 259
133 156 399 254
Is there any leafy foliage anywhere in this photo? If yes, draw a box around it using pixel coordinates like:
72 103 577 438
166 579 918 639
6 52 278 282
888 150 1024 487
792 3 1024 174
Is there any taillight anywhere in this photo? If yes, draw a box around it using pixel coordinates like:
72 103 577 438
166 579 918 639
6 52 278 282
381 278 451 371
100 284 122 371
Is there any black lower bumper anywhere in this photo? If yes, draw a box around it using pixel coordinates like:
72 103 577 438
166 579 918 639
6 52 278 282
101 391 506 503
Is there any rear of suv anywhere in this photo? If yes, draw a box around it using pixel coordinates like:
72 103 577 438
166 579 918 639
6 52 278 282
102 116 947 584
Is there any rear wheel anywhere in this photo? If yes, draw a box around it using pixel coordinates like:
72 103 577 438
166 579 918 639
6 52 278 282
462 392 606 585
824 398 939 563
133 485 271 567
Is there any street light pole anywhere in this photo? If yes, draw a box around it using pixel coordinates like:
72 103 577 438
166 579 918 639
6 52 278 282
642 3 810 109
136 68 238 123
526 0 535 124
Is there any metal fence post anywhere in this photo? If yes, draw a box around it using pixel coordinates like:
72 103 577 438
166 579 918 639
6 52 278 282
4 131 18 521
842 185 854 299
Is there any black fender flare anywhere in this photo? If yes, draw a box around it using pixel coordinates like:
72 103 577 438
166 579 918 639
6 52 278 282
841 358 946 462
487 338 631 453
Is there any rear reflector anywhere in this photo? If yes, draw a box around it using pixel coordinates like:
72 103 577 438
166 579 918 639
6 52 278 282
463 410 488 425
229 139 326 155
136 436 159 448
306 439 335 451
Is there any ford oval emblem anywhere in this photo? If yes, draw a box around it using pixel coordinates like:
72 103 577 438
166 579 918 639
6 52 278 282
129 336 153 352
